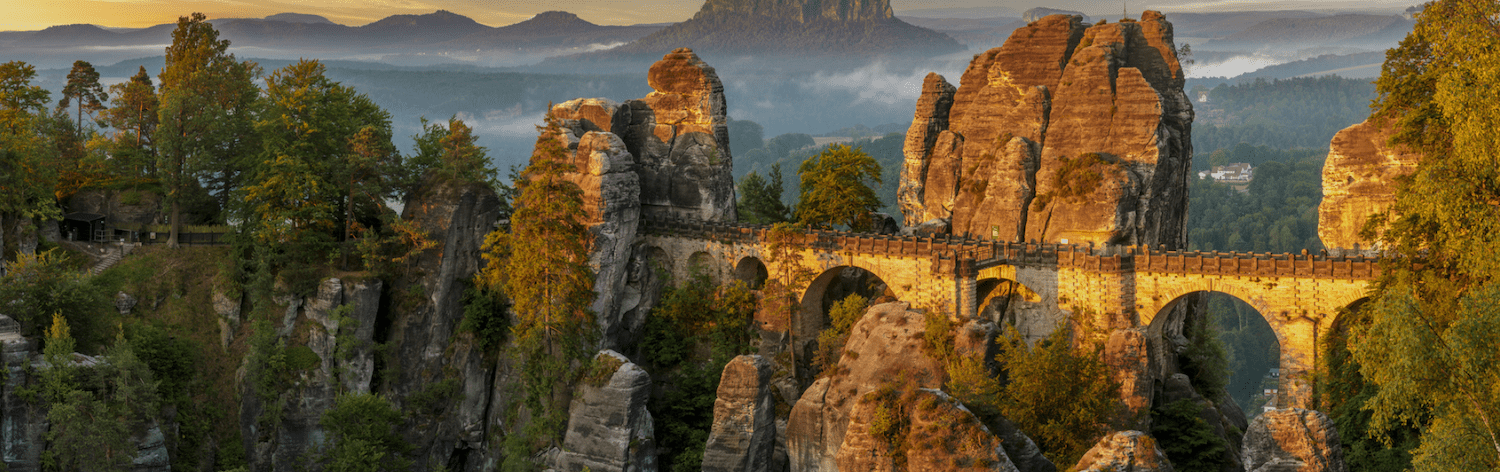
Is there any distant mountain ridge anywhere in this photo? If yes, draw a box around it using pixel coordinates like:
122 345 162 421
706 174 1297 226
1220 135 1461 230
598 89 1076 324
568 0 961 60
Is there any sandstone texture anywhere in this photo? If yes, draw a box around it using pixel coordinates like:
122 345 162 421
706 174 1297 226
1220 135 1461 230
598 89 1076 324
541 49 736 349
786 302 1049 472
1317 118 1420 250
66 188 162 227
702 355 778 472
554 350 657 472
837 389 1022 471
901 12 1192 248
1070 431 1174 472
1242 408 1346 472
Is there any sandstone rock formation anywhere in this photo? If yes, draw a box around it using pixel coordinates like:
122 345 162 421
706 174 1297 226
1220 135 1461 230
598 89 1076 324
702 355 778 472
900 12 1192 248
66 188 163 227
837 389 1022 471
381 177 504 469
787 302 1051 472
548 49 735 223
241 277 386 471
1317 118 1420 250
542 48 737 349
1071 431 1174 472
0 317 43 472
554 350 657 472
1242 409 1346 472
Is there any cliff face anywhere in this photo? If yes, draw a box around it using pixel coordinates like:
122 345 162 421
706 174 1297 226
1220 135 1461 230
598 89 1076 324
1318 118 1419 250
900 12 1193 248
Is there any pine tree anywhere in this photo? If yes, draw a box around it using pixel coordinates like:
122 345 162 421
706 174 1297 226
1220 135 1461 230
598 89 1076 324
59 60 105 134
156 12 259 246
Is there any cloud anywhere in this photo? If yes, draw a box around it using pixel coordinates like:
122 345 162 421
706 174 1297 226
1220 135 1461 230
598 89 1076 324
803 62 931 107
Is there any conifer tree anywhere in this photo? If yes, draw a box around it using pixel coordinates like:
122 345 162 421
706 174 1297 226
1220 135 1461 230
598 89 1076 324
101 67 158 176
476 110 596 456
156 12 259 246
59 60 105 134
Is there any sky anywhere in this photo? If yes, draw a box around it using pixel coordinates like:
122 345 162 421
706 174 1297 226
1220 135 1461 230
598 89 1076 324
1 0 1415 31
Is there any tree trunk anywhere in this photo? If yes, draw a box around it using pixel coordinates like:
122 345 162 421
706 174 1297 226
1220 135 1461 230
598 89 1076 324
168 200 180 248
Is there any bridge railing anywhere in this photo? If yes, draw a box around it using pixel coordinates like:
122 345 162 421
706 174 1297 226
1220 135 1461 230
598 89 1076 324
638 216 1382 280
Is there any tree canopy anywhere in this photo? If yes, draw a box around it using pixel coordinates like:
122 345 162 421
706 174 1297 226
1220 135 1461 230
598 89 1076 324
1348 1 1500 469
795 144 883 231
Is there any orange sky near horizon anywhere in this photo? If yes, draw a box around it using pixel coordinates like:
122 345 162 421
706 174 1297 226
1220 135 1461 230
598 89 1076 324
1 0 1414 32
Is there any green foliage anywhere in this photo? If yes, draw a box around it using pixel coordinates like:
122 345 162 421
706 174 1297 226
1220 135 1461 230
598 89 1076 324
41 318 162 472
795 144 883 231
0 60 63 229
319 392 413 472
1347 1 1500 468
0 250 109 351
59 60 106 134
285 345 321 371
1193 76 1375 154
478 110 598 459
459 284 510 352
862 383 911 466
639 274 757 472
992 319 1120 466
1032 152 1115 211
815 294 867 372
408 116 497 188
1150 399 1231 471
155 13 259 240
921 309 955 363
1322 308 1417 472
406 378 462 416
1202 294 1280 412
726 117 764 154
737 163 792 224
1187 149 1325 252
1180 308 1230 401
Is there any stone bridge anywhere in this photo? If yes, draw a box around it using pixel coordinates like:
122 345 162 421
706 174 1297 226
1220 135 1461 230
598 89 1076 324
638 216 1379 408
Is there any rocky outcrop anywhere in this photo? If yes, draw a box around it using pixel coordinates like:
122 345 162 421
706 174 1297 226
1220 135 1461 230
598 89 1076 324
381 177 503 470
553 350 657 472
1242 409 1346 472
1071 431 1174 472
786 303 1048 472
1105 328 1154 429
0 317 43 472
65 188 162 227
702 355 777 472
1159 374 1245 471
1318 118 1420 250
899 73 957 227
787 302 946 472
542 49 735 349
837 389 1022 471
900 12 1192 248
242 277 386 472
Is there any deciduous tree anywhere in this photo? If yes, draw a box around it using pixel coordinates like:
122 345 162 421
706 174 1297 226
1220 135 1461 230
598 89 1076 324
0 61 59 257
795 144 882 231
1350 1 1500 469
100 66 159 177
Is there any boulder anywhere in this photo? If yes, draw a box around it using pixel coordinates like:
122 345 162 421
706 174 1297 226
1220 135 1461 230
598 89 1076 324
115 291 137 316
1242 408 1346 472
1105 328 1153 429
836 389 1022 471
787 302 947 472
1317 118 1420 250
702 355 777 472
1071 431 1174 472
900 13 1193 249
554 350 657 472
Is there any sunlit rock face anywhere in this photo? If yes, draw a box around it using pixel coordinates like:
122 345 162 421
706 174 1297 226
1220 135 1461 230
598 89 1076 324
1242 408 1347 472
900 12 1193 248
1318 118 1420 250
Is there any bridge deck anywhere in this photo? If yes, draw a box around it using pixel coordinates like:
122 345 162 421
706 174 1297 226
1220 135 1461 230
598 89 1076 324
640 216 1380 280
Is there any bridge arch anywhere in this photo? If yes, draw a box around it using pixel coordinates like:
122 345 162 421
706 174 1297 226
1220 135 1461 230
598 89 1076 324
733 256 768 289
795 265 895 340
1152 291 1284 413
686 251 717 283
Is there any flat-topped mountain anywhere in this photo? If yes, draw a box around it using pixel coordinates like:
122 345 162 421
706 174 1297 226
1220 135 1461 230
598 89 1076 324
580 0 962 58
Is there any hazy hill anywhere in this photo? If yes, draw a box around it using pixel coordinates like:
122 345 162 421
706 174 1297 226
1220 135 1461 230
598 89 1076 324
442 11 661 50
899 16 1024 50
559 0 962 64
262 13 335 24
1204 14 1414 49
1167 10 1324 39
